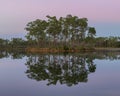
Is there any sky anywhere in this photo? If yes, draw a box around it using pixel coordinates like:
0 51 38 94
0 0 120 39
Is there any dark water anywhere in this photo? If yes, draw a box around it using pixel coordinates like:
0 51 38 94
0 51 120 96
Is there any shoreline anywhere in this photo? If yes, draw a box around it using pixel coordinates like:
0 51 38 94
26 47 120 53
95 48 120 52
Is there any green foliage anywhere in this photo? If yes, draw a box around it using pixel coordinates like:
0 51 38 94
88 27 96 38
1 14 120 51
95 36 120 48
25 14 96 48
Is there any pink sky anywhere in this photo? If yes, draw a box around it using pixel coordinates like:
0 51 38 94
0 0 120 38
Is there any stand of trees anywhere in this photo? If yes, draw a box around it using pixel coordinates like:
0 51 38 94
95 36 120 47
25 14 96 49
0 36 119 52
0 15 120 52
25 15 120 51
0 38 28 50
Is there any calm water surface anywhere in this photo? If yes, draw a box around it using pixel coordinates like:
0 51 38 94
0 51 120 96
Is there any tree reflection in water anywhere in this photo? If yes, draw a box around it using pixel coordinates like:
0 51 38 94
25 53 96 86
1 50 120 87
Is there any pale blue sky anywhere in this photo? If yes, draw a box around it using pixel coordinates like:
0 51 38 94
0 0 120 39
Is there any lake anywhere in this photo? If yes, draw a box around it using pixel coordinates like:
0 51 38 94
0 51 120 96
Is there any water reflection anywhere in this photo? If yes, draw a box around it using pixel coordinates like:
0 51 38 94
0 50 26 59
1 50 120 87
1 50 120 96
25 54 96 86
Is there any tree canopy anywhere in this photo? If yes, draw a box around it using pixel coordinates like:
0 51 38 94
25 14 96 49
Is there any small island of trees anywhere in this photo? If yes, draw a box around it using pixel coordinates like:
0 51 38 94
25 14 96 52
0 14 120 53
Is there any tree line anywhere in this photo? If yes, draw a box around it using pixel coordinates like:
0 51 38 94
25 14 120 49
0 38 27 50
0 14 120 51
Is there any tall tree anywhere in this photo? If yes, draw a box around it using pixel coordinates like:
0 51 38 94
78 18 88 40
46 15 62 48
25 19 48 47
